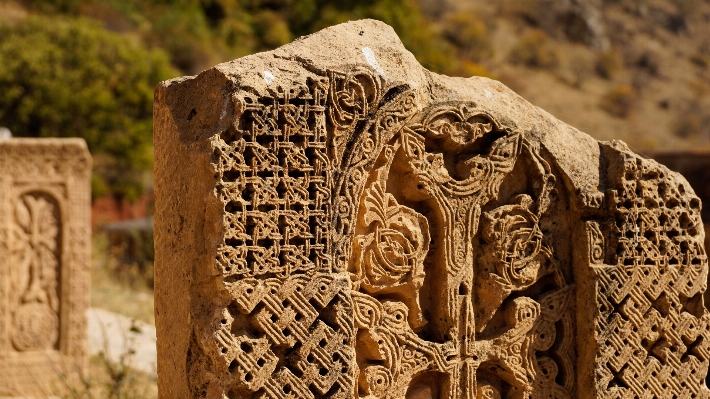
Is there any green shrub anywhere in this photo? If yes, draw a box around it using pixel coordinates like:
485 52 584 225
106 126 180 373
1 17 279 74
690 53 709 69
443 12 492 63
254 10 293 49
595 51 620 79
600 84 637 118
1 0 461 199
0 15 176 200
17 0 88 14
509 29 559 69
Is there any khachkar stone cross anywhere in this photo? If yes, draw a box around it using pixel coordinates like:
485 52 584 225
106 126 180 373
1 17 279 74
154 20 710 399
0 138 91 396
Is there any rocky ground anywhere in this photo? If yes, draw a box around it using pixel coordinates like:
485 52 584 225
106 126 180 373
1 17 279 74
87 307 156 376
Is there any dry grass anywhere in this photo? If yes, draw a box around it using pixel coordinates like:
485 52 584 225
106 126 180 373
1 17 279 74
49 232 159 398
15 330 157 398
55 353 158 399
91 233 155 325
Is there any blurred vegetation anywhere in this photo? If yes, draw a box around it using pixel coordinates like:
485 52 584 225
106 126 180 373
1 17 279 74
595 51 620 80
600 84 637 119
0 11 175 200
509 29 559 69
3 0 710 201
0 0 472 200
92 232 155 324
675 80 710 139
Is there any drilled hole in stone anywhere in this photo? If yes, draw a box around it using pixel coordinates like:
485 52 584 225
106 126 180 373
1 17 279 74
459 283 468 296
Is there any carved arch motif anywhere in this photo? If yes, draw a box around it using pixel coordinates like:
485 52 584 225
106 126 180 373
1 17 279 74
346 103 575 399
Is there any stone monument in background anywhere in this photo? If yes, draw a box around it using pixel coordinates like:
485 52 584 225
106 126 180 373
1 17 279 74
154 20 710 399
0 138 91 396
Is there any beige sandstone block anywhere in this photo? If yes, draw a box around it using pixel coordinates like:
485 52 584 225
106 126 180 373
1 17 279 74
154 20 710 398
0 138 91 396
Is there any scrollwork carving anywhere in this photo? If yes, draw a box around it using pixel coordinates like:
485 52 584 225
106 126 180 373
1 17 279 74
328 67 382 136
586 221 605 264
352 144 429 330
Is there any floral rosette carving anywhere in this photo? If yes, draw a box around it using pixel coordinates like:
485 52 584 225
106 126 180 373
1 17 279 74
352 178 429 329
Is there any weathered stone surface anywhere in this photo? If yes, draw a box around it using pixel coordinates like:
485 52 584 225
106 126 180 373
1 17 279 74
154 19 710 398
0 138 91 396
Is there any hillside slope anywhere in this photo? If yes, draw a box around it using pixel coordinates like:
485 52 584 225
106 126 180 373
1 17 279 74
423 0 710 152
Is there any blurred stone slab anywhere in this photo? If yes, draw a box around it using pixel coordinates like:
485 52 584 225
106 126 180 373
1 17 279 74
0 138 91 396
87 307 157 376
154 19 710 399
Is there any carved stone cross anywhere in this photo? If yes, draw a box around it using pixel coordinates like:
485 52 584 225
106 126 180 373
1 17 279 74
154 19 710 399
0 138 91 396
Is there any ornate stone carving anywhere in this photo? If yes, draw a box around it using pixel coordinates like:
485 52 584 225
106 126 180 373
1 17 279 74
0 138 91 396
588 145 710 398
154 20 710 399
11 193 61 351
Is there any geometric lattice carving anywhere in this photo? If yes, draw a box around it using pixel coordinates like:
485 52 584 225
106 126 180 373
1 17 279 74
590 148 710 398
154 19 710 399
215 274 354 399
594 265 710 396
0 138 91 396
212 77 330 279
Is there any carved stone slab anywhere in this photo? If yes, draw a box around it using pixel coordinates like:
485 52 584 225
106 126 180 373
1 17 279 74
154 20 710 399
0 138 91 396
